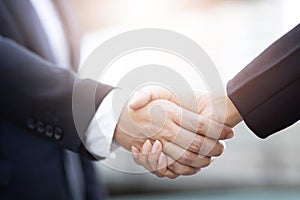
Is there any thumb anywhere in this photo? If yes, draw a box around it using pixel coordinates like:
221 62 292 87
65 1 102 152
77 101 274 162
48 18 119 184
129 90 152 110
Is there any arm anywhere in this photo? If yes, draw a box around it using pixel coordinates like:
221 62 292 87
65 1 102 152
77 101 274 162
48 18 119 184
114 97 232 178
227 23 300 138
130 24 300 138
0 36 226 170
0 37 113 158
127 24 300 177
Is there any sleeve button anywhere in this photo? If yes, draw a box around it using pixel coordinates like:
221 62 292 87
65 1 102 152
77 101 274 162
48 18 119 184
36 121 45 134
45 125 54 137
27 118 36 130
54 128 63 140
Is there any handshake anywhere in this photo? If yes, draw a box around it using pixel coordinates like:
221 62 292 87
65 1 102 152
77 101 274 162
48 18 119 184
113 85 242 179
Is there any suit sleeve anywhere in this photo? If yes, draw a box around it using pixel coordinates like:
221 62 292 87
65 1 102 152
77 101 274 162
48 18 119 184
227 23 300 138
0 37 113 158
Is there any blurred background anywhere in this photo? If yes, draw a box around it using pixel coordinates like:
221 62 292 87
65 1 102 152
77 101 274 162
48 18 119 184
71 0 300 199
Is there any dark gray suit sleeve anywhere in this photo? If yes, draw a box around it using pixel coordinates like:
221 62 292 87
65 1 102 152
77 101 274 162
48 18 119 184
227 23 300 138
0 37 113 158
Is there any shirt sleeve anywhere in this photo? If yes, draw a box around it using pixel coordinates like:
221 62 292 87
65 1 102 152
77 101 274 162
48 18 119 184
85 89 127 158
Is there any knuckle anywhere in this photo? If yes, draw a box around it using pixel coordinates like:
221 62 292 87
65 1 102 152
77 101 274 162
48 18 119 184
190 117 198 129
196 118 205 132
163 123 178 141
168 162 176 171
161 127 181 144
181 151 194 164
190 135 204 153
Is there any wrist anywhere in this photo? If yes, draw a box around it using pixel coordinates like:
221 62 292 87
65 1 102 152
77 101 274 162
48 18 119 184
109 88 145 150
113 126 146 151
225 95 243 127
112 105 146 151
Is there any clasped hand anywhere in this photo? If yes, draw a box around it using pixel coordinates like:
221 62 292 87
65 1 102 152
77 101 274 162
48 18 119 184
113 86 234 179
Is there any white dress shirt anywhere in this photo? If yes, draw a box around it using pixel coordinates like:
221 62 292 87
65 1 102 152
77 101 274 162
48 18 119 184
31 0 118 158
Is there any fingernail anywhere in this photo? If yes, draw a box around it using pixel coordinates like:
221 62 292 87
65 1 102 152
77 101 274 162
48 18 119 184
158 152 165 166
131 146 139 153
152 140 162 153
219 140 227 151
225 132 234 139
131 146 139 159
142 139 151 153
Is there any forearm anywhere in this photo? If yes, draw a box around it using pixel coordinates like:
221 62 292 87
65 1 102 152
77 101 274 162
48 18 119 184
226 24 300 137
0 37 113 157
0 37 78 138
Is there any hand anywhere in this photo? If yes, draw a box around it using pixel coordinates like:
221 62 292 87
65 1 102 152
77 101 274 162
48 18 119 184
131 139 205 179
131 140 180 179
126 85 237 178
113 87 233 177
129 85 242 128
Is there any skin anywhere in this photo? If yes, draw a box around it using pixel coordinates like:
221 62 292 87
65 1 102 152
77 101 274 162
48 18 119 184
69 0 240 178
113 98 233 177
127 85 242 178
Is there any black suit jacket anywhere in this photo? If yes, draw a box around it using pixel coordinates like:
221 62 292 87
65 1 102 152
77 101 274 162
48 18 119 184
227 23 300 138
0 0 112 199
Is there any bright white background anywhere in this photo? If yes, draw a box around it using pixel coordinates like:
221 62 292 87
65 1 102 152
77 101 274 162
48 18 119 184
72 0 300 198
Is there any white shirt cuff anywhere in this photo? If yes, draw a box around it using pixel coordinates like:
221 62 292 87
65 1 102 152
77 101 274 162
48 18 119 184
85 89 126 158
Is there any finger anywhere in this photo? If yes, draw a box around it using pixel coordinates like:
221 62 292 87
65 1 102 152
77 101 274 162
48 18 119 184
163 142 213 168
219 140 227 151
166 156 199 176
155 152 167 176
139 139 153 171
153 152 167 178
131 146 141 165
129 86 178 110
154 152 180 179
165 170 180 179
171 125 225 156
173 108 233 140
129 90 152 110
148 140 163 170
